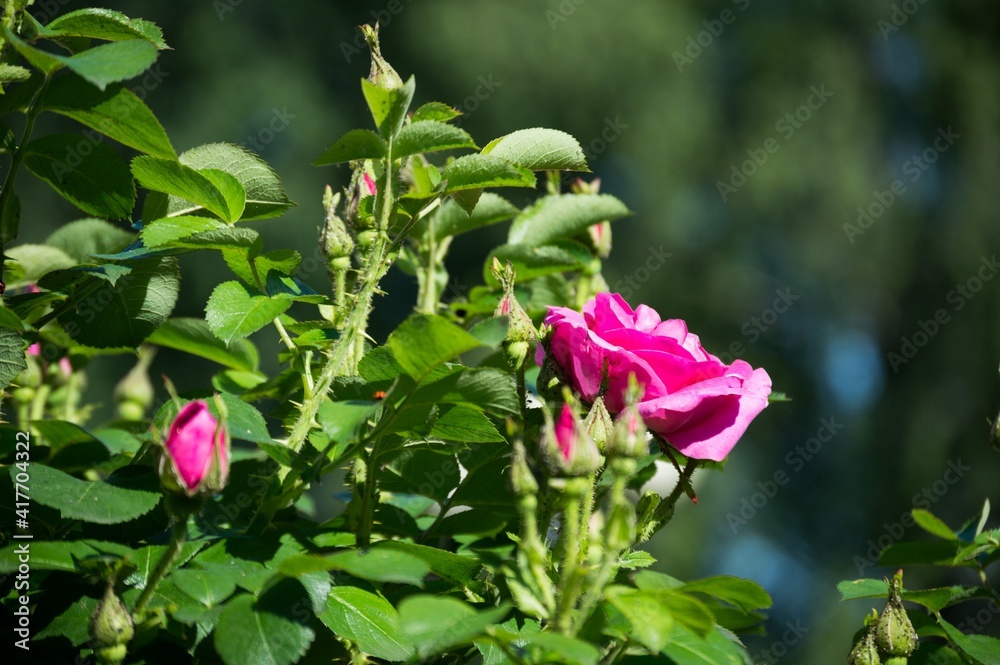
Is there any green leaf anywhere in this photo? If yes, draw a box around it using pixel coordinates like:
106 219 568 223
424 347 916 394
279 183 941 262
172 568 238 608
316 399 375 444
46 218 134 263
215 593 314 665
381 448 462 503
607 591 675 653
386 313 483 378
132 156 240 222
661 625 751 665
320 586 415 662
42 73 174 159
0 540 132 574
5 27 159 90
409 367 519 416
143 143 294 221
613 587 715 638
36 595 97 647
422 193 519 242
142 216 258 250
938 616 1000 664
442 153 536 193
482 128 588 171
398 595 508 660
201 168 247 221
45 9 168 48
58 256 180 349
279 549 429 586
23 133 135 219
362 75 415 138
0 328 26 390
4 244 76 285
147 318 258 371
374 541 483 591
312 128 386 165
395 121 476 158
486 241 595 284
837 579 983 613
430 405 504 442
0 64 30 85
681 576 773 613
525 632 601 665
23 464 160 524
879 540 966 568
507 194 631 246
411 102 461 123
913 509 958 540
205 280 291 345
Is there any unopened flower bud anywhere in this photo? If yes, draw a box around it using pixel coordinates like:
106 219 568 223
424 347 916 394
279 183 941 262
490 258 538 368
89 585 133 649
15 352 42 389
322 186 355 272
876 571 917 657
360 23 403 91
509 439 538 497
544 403 602 477
848 630 881 665
583 397 613 452
95 644 128 665
159 400 230 497
607 376 649 459
114 346 155 421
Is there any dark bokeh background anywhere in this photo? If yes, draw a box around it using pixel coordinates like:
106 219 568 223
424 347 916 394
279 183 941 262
15 1 1000 661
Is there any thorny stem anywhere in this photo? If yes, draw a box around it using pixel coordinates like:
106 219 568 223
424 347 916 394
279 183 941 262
640 458 697 542
133 520 186 618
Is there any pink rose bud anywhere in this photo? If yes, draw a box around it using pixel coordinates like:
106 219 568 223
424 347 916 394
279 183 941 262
362 173 377 197
537 292 772 462
544 404 602 477
162 401 229 496
27 342 41 356
58 357 73 377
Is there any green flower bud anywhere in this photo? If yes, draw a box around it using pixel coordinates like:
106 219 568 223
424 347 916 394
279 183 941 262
14 354 42 389
490 258 538 369
360 23 403 90
583 397 613 452
876 571 917 657
509 439 538 497
848 629 881 665
89 585 133 649
883 658 906 665
321 186 355 269
95 644 128 665
606 375 649 459
114 346 155 421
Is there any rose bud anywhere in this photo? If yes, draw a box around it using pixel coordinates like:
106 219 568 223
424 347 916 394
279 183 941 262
360 23 403 90
89 585 133 652
543 403 602 477
848 629 881 665
583 397 613 452
490 258 538 369
321 186 355 272
113 346 155 422
160 400 229 497
876 571 917 658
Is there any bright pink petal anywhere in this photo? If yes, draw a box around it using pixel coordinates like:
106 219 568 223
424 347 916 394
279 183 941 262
165 401 220 491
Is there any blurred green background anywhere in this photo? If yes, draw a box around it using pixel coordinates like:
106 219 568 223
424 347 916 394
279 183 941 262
14 0 1000 661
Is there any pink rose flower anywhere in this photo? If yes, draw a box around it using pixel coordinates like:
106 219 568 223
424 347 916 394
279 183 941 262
537 292 771 461
163 401 229 495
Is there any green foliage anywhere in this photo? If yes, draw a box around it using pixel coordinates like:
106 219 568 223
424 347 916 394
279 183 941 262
840 501 1000 665
0 14 772 665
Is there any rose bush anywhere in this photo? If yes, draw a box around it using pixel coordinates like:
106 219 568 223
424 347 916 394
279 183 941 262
539 291 772 461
